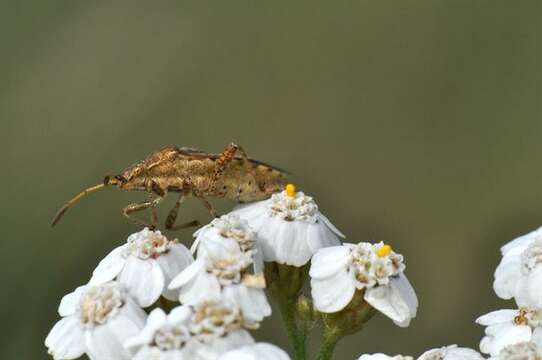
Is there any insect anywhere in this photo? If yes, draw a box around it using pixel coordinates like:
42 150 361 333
52 143 288 230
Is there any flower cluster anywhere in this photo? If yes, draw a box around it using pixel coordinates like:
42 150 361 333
479 226 542 358
357 226 542 360
310 242 417 326
169 213 271 326
230 184 345 266
46 183 427 360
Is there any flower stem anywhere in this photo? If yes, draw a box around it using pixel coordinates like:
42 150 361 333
277 296 307 360
265 262 309 360
316 328 342 360
316 291 377 360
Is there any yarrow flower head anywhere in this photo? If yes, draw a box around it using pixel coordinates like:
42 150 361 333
127 301 256 360
494 227 542 308
125 306 195 360
89 228 193 307
230 184 345 266
192 214 263 272
417 345 484 360
310 242 417 327
169 220 271 324
477 308 542 357
45 281 146 360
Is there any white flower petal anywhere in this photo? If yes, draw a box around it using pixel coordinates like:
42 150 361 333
58 285 88 317
168 305 192 324
168 259 205 290
218 342 291 360
45 315 85 360
131 346 154 360
364 273 417 327
418 345 483 360
196 330 254 360
178 271 221 305
532 327 542 348
309 246 350 279
157 244 194 300
317 212 346 238
501 227 542 255
89 246 126 286
479 323 532 356
493 256 522 300
475 309 517 326
222 285 271 323
86 298 146 360
358 354 410 360
252 242 265 274
124 308 167 350
311 267 356 313
266 219 313 266
199 234 240 257
525 266 542 308
118 257 165 307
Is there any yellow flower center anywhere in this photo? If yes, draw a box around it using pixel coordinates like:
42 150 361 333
286 184 296 197
376 244 392 257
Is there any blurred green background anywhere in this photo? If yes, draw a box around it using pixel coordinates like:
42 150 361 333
2 1 542 359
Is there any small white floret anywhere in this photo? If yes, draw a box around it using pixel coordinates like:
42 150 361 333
45 281 146 360
229 185 344 266
89 228 193 307
193 214 264 273
169 228 271 324
310 242 417 327
477 307 542 356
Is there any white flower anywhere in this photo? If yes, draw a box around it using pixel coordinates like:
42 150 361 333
477 308 542 356
494 341 542 360
357 354 413 360
124 307 196 360
126 301 255 360
494 229 542 308
45 281 146 360
218 343 291 360
500 226 542 256
418 345 484 360
310 242 418 327
230 184 344 266
89 227 193 307
192 214 264 273
169 230 270 325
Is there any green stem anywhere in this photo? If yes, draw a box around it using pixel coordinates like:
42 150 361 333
316 328 342 360
265 262 309 360
276 296 307 360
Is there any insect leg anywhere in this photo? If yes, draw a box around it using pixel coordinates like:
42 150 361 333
122 197 163 229
165 192 200 231
195 193 219 218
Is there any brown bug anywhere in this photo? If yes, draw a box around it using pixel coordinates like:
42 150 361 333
52 143 288 230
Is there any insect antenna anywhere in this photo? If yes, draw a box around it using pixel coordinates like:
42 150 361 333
51 183 106 227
